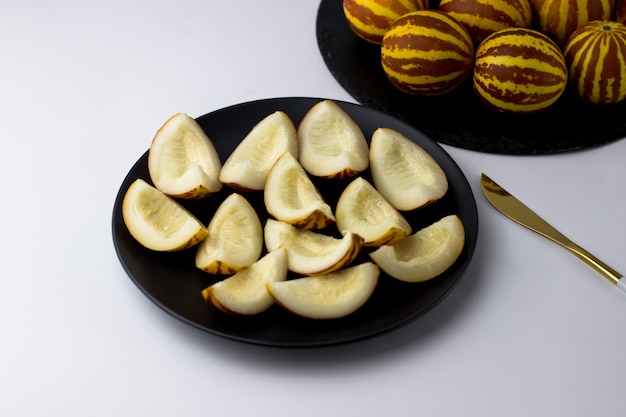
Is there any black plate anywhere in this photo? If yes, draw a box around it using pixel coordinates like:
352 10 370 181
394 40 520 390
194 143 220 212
316 0 626 154
111 97 478 347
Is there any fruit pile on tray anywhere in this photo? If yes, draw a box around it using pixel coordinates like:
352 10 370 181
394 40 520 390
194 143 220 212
342 0 626 113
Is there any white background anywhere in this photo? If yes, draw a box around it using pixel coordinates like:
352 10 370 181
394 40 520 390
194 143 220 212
1 1 625 416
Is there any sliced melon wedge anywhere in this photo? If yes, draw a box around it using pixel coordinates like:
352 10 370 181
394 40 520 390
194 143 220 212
195 193 263 274
264 151 335 230
122 179 208 251
336 177 412 246
148 113 222 199
219 111 298 191
264 219 363 275
369 215 465 282
267 262 379 319
297 99 369 179
202 248 288 315
369 127 448 211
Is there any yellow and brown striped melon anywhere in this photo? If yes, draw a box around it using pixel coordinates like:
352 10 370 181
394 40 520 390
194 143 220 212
381 10 475 95
439 0 533 44
473 28 568 113
343 0 429 44
563 20 626 104
617 0 626 23
531 0 615 47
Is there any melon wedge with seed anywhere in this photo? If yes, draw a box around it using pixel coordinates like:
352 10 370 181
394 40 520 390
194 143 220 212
297 100 369 179
264 151 335 230
219 111 299 191
122 178 208 251
266 262 379 319
195 193 263 274
369 215 465 282
264 219 363 275
201 248 288 315
369 128 448 211
336 177 412 247
148 113 222 199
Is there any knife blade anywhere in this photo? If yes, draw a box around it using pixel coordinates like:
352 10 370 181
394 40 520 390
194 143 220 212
480 173 625 292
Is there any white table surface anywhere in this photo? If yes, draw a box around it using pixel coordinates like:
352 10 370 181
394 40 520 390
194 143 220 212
2 1 625 416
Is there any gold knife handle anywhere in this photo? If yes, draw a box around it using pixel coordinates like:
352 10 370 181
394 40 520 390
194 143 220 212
540 227 623 285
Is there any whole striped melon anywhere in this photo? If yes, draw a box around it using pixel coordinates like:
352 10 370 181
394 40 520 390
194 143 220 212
381 10 475 95
473 28 568 113
439 0 533 44
530 0 615 47
343 0 429 44
617 0 625 24
563 21 626 104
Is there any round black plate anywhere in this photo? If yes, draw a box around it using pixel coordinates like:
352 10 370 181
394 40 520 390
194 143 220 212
316 0 626 154
111 97 478 347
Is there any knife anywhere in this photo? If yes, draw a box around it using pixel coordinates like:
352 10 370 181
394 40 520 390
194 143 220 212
480 173 625 292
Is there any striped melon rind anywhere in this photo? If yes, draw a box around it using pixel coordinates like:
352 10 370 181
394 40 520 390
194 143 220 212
381 10 475 95
530 0 615 47
618 0 626 24
342 0 426 44
439 0 533 44
473 28 568 113
564 20 626 104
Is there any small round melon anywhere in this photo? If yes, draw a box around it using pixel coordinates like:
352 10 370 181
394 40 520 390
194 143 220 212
439 0 533 44
473 28 568 113
530 0 614 47
342 0 428 44
618 0 626 24
564 20 626 104
381 10 475 95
